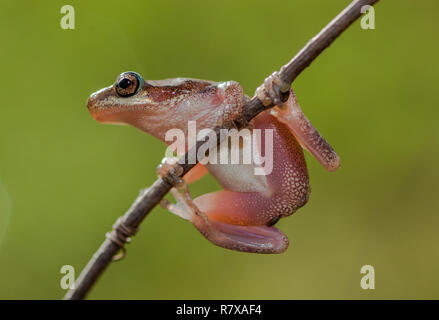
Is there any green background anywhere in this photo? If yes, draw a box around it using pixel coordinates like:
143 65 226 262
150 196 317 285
0 0 438 299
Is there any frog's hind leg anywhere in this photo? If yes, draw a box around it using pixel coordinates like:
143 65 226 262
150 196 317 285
157 159 288 254
183 163 208 184
161 184 288 254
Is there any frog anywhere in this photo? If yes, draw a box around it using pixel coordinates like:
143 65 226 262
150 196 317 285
87 71 340 254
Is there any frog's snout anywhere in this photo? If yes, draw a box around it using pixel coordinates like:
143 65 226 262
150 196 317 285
86 93 96 111
86 86 114 122
86 93 100 121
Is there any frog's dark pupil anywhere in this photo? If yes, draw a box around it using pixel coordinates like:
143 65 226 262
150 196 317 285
119 78 132 89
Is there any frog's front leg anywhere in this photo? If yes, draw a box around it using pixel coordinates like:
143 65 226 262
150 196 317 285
256 72 340 171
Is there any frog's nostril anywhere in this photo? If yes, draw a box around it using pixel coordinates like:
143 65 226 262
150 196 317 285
87 89 105 111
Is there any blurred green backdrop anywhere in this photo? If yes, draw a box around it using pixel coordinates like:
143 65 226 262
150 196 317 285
0 0 438 299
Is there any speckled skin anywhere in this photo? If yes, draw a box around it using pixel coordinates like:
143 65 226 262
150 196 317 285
87 72 339 254
196 112 310 226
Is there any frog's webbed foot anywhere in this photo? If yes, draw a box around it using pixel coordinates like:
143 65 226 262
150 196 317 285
161 179 288 254
160 184 196 221
256 71 291 107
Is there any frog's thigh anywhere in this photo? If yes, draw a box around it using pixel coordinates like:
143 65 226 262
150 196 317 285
194 190 277 226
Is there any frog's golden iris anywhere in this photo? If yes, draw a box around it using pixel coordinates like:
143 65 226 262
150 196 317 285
114 72 142 98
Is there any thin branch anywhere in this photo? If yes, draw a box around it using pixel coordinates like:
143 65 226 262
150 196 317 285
64 0 380 300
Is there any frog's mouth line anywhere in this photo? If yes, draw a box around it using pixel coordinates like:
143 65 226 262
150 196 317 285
87 91 139 123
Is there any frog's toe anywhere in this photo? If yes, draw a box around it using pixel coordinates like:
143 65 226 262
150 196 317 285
161 186 196 221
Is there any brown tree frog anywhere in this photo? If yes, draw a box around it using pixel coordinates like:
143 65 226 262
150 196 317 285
87 71 340 254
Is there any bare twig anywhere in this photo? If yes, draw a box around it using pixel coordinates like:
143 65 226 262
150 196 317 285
64 0 380 300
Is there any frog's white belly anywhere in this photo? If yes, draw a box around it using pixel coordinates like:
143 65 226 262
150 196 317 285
205 136 271 195
207 162 270 194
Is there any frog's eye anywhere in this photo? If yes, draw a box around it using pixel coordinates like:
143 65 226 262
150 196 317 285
115 72 143 97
